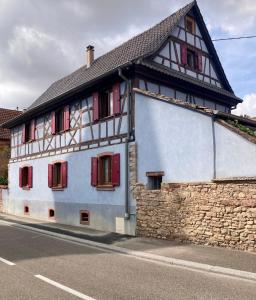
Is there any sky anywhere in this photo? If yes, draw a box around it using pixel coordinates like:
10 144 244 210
0 0 255 116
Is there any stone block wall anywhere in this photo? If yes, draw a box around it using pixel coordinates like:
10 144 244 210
135 181 256 252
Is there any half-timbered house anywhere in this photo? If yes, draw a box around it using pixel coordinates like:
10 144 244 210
2 1 256 235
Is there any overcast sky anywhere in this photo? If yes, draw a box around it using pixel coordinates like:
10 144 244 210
0 0 256 115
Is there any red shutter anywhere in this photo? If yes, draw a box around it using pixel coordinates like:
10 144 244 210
92 92 99 122
21 125 26 144
61 161 68 188
196 52 202 72
30 120 36 141
28 166 33 188
19 167 23 187
64 106 70 131
91 157 98 186
48 164 53 188
181 43 187 65
113 83 121 115
112 153 120 186
51 111 56 135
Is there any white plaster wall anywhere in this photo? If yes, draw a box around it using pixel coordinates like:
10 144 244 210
215 123 256 178
135 93 214 183
8 143 127 206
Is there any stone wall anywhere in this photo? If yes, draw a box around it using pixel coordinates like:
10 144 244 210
135 181 256 252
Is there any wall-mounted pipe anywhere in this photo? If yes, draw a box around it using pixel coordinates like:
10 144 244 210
118 68 131 220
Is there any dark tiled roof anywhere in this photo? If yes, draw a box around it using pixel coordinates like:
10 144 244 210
28 1 195 110
0 108 22 140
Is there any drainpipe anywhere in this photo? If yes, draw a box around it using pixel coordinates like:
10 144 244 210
211 114 217 180
118 68 131 220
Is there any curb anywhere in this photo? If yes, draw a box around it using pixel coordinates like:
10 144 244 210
1 219 256 282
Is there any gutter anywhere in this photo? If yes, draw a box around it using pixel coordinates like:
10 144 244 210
118 68 131 220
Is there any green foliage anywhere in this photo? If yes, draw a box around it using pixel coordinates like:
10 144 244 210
0 176 8 186
227 119 256 137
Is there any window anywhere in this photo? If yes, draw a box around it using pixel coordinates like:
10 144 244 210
92 82 120 122
51 105 70 135
99 155 112 185
185 16 195 34
22 120 35 143
80 210 90 225
49 209 55 218
48 161 68 189
187 49 196 69
24 206 29 215
91 153 120 188
146 172 164 190
19 166 33 189
56 109 64 133
99 89 114 119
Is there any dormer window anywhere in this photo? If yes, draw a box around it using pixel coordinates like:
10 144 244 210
185 16 195 34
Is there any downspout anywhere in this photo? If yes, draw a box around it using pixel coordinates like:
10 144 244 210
211 114 217 180
118 68 131 220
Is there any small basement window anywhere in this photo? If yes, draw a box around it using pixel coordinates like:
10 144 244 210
49 209 55 218
146 172 164 190
185 16 195 34
80 210 90 225
24 206 29 214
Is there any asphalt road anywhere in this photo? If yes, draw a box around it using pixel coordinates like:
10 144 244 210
0 221 255 300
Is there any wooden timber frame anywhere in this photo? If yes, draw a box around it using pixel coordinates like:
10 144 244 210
10 77 132 162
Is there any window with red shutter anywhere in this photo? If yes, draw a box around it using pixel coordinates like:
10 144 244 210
181 43 187 65
51 112 56 135
48 164 53 188
28 166 33 188
61 161 68 188
91 157 98 186
92 92 99 122
19 167 23 187
64 105 70 131
19 166 32 189
112 153 120 186
21 125 26 144
30 119 36 141
195 52 203 72
113 83 121 115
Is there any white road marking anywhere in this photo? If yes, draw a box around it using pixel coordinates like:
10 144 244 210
35 275 96 300
0 257 15 266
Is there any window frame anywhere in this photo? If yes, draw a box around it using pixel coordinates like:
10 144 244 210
55 108 65 134
48 161 68 190
187 48 196 70
19 166 33 189
99 88 114 120
98 154 112 187
146 171 164 190
80 210 90 225
185 16 195 34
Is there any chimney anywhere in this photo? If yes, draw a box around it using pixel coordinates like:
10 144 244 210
86 45 94 67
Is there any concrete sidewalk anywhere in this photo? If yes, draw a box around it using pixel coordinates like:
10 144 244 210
0 213 255 275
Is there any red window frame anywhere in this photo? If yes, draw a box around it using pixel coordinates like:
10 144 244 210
48 161 68 189
19 166 33 189
51 105 70 135
22 120 36 144
91 153 120 188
